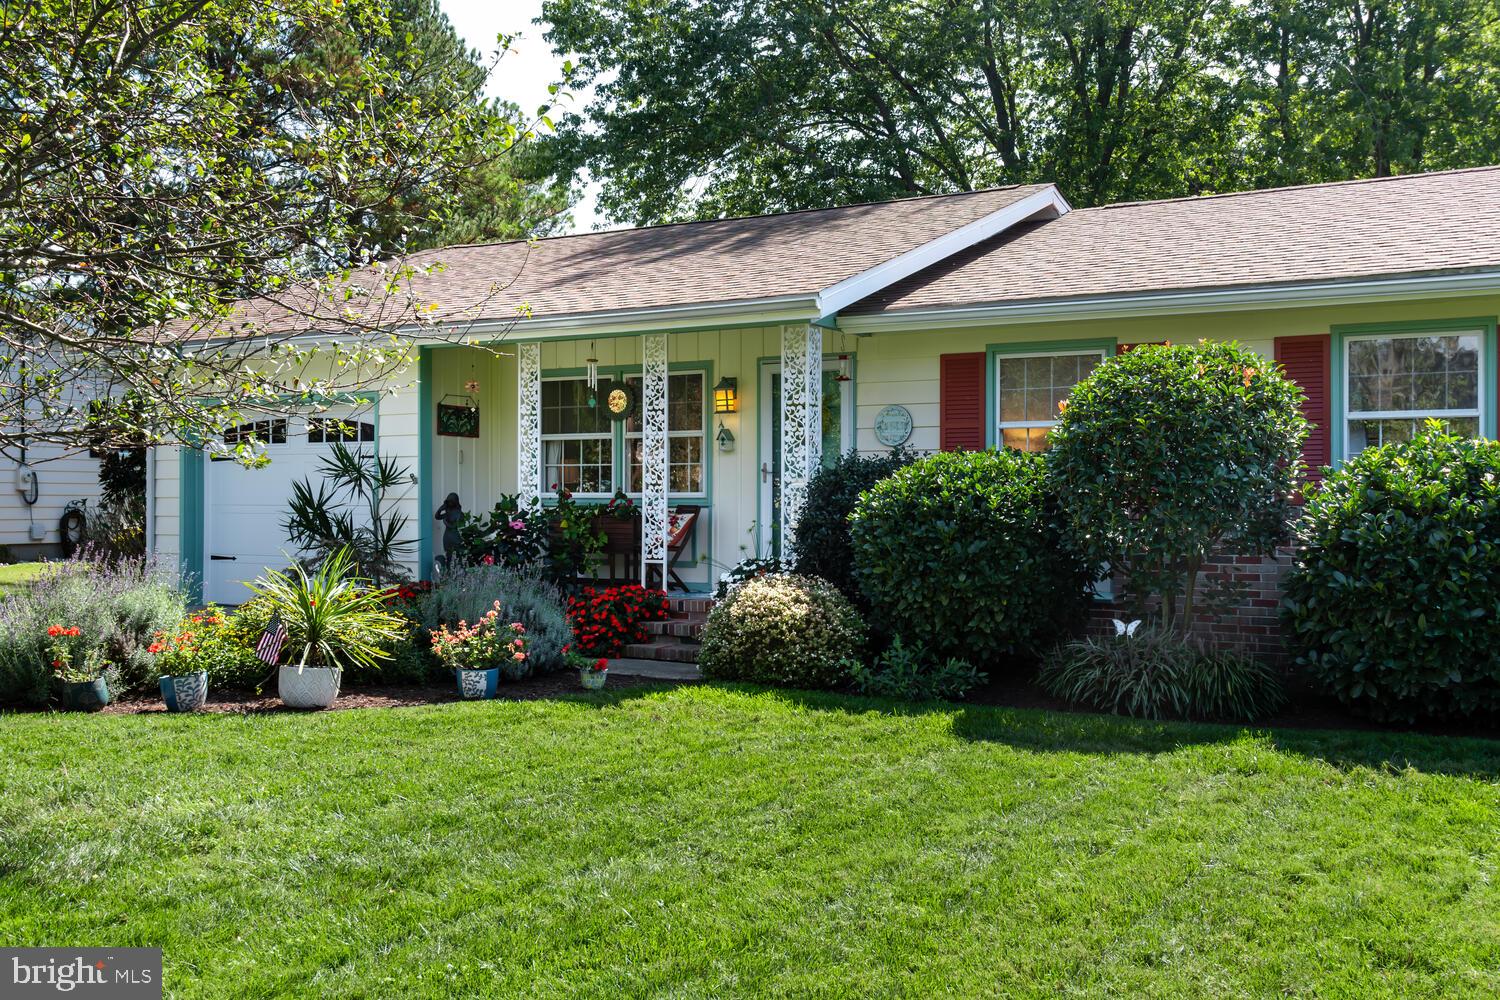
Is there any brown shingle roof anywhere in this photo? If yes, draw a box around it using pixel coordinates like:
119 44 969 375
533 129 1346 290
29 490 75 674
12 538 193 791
195 185 1051 337
845 166 1500 315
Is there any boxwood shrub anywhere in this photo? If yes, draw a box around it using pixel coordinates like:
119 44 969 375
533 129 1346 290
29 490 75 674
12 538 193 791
698 573 866 689
793 447 914 604
849 449 1090 665
1282 424 1500 721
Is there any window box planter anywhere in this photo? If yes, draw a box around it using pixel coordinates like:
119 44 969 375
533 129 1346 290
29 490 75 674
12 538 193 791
279 665 341 709
60 677 111 712
456 666 500 699
159 671 209 712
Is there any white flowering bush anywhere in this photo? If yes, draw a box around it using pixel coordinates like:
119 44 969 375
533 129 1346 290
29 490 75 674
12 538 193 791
698 573 866 689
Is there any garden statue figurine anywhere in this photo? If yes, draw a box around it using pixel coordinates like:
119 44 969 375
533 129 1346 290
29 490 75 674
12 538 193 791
435 492 464 569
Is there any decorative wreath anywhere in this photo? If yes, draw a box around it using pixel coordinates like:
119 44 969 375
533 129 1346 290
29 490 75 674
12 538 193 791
596 379 639 422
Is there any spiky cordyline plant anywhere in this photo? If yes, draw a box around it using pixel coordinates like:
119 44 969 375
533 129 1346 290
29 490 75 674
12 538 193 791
248 547 405 672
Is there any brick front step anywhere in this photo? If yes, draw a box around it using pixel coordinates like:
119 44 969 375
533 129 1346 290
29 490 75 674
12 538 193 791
666 596 714 615
643 617 706 641
622 639 702 663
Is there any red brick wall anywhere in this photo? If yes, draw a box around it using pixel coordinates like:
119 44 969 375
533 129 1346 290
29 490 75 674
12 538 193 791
1084 546 1294 662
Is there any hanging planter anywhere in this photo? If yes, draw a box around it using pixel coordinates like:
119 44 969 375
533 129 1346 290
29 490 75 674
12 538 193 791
436 394 480 437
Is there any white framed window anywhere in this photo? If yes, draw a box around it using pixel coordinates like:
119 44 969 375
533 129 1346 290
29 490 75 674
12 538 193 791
541 377 614 496
625 371 706 495
995 349 1105 452
1344 331 1483 456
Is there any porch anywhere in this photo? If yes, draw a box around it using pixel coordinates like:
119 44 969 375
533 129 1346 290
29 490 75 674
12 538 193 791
416 323 855 592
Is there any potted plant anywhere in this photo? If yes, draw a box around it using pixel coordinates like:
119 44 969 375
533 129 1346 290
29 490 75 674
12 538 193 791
148 612 218 712
430 601 528 699
571 650 609 691
249 547 406 709
49 625 111 710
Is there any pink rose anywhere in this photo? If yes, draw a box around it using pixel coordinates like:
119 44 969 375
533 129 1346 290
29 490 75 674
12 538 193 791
509 519 525 531
513 651 526 661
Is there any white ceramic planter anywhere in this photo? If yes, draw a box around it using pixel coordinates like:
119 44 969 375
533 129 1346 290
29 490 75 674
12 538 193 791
279 665 342 709
580 667 608 691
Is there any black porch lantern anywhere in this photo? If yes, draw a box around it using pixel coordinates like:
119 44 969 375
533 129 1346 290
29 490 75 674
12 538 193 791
713 376 738 414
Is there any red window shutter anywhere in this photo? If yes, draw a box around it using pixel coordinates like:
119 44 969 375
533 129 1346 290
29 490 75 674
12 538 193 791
1117 341 1167 354
1274 335 1332 483
940 352 987 451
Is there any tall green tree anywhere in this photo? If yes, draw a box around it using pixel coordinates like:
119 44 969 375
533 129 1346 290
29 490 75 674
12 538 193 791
0 0 559 459
541 0 1243 220
542 0 1500 222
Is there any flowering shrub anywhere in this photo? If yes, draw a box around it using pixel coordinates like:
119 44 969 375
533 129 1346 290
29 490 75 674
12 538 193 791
714 556 786 599
0 556 184 705
698 573 866 689
46 625 104 683
429 602 529 679
150 606 268 688
417 565 572 673
566 584 670 657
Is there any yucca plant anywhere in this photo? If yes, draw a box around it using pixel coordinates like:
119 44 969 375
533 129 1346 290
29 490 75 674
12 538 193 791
282 441 413 586
248 547 405 671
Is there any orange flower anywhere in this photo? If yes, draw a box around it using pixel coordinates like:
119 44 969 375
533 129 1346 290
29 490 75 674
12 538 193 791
1242 366 1257 387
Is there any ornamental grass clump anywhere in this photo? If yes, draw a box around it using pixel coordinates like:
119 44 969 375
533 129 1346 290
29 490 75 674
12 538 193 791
1040 625 1285 722
849 448 1090 665
698 573 866 689
1282 423 1500 721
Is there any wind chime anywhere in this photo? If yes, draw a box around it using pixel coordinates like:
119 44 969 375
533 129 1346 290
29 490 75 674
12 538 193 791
585 342 601 393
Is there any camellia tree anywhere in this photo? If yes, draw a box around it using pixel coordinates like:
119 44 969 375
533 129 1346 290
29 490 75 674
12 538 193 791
1047 342 1308 633
0 0 568 464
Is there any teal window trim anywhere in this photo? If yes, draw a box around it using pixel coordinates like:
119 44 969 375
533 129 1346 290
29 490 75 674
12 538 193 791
538 361 714 506
418 347 434 578
179 448 204 605
984 337 1117 449
1329 316 1498 465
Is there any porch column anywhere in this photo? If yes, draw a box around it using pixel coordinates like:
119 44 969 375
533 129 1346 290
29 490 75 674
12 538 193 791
640 331 669 586
516 342 541 509
780 323 822 557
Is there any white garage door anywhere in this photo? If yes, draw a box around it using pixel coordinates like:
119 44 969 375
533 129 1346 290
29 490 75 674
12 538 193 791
202 412 375 606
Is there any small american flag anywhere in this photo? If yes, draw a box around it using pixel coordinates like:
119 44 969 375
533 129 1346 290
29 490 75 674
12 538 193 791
255 613 289 665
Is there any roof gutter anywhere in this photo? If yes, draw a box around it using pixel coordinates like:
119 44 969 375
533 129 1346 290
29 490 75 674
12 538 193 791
839 268 1500 334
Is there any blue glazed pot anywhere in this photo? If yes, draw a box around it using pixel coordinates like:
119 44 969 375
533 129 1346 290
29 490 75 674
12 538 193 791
160 671 209 712
456 667 499 699
61 677 110 712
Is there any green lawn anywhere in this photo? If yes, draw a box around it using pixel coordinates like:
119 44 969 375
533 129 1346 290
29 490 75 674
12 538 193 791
2 686 1498 998
0 561 47 595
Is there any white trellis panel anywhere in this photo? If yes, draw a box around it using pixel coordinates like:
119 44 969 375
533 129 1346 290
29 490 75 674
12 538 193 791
640 331 669 584
780 323 822 556
516 342 542 509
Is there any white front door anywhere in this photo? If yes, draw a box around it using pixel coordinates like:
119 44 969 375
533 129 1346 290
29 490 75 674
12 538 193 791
202 411 376 605
757 359 854 560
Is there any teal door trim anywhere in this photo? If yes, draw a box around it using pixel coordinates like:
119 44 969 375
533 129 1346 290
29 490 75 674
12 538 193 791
418 346 434 578
179 447 204 605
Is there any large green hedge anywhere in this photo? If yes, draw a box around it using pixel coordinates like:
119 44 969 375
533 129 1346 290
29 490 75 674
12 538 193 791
1282 425 1500 721
849 449 1089 665
793 447 913 605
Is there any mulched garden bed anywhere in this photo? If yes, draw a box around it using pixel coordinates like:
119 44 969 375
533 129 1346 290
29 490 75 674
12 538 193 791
967 666 1500 741
88 671 693 715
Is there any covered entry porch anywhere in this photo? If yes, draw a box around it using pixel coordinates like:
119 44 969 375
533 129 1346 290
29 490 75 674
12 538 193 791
416 323 853 591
